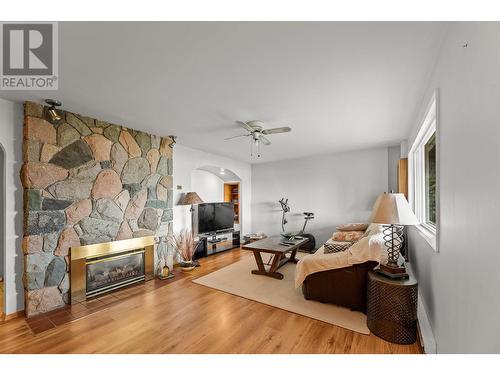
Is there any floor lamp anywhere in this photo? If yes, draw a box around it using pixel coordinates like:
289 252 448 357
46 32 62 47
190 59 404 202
179 192 204 266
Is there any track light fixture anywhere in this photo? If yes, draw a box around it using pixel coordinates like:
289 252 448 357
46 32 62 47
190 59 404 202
45 99 62 124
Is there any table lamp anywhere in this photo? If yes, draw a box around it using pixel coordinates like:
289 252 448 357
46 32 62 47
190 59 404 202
179 192 204 212
369 192 419 279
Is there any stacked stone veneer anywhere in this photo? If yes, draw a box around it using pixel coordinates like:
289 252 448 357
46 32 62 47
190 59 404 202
21 101 174 317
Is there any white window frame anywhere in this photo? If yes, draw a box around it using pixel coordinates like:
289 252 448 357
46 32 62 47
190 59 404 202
408 89 439 252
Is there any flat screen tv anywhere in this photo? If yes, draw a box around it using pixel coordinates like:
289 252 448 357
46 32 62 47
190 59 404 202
197 202 234 234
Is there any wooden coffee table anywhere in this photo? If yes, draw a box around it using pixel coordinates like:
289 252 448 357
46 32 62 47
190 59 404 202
241 236 309 279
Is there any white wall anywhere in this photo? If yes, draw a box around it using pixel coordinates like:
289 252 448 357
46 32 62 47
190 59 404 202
191 170 224 203
251 147 388 246
0 98 24 315
0 145 4 280
173 144 252 235
387 145 400 193
405 22 500 353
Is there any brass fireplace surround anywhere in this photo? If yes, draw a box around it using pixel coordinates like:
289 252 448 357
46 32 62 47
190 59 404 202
70 236 155 303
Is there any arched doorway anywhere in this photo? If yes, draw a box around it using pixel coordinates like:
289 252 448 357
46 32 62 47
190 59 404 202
191 165 243 231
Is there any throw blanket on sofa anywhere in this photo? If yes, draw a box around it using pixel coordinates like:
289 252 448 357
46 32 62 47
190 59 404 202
294 224 388 288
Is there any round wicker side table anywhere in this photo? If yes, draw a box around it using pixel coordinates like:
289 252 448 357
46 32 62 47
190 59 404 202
366 271 418 344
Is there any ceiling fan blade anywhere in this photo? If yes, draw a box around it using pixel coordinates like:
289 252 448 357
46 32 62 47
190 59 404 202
262 126 292 135
259 135 272 146
237 121 254 133
224 134 250 141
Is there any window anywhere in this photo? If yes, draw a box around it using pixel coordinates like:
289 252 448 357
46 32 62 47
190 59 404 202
425 133 436 224
409 90 438 250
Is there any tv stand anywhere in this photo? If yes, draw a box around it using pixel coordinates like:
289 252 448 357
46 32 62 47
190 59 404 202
201 230 237 255
207 235 228 244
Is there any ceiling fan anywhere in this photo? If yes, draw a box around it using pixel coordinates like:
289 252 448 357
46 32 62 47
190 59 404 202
224 120 292 157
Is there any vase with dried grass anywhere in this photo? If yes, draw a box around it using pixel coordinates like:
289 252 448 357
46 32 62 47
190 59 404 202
169 230 199 271
156 239 174 279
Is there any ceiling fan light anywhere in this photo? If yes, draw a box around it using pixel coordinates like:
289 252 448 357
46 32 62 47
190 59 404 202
231 119 291 158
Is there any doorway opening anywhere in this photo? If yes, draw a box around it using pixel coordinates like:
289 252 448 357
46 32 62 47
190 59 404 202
223 182 240 225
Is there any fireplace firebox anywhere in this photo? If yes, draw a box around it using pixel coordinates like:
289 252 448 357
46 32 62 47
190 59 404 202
86 250 146 297
70 237 155 303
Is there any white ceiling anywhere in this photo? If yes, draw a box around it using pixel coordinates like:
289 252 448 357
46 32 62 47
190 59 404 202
0 22 447 163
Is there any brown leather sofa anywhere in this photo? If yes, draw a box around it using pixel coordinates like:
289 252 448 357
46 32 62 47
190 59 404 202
301 261 378 312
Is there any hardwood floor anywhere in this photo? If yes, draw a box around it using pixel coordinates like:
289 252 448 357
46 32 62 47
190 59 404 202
0 249 422 354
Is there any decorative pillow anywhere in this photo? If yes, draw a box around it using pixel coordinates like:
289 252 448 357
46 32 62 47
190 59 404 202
366 223 384 235
359 228 372 240
324 240 352 254
331 231 365 242
336 223 369 232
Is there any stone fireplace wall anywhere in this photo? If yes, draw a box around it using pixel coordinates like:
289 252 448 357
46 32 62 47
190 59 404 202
21 101 174 317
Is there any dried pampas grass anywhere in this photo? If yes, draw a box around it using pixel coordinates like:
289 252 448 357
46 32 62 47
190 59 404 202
169 230 198 263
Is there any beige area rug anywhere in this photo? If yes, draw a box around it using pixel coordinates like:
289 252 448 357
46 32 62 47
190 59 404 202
192 253 369 334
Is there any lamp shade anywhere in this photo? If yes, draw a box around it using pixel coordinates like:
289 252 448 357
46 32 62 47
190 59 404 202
370 193 419 225
179 192 204 206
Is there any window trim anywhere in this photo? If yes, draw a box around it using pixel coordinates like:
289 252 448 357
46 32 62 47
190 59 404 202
408 89 440 252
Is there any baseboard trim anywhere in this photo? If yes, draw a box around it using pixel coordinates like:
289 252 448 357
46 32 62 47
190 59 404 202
406 263 437 354
1 310 25 322
416 295 437 354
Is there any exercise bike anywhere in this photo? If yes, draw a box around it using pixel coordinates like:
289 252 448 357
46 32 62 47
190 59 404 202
296 212 316 252
278 198 316 252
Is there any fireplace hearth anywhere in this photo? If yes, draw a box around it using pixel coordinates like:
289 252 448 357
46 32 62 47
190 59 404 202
70 237 155 303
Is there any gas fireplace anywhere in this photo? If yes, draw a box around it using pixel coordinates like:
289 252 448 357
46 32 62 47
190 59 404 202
70 237 155 303
86 250 145 297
